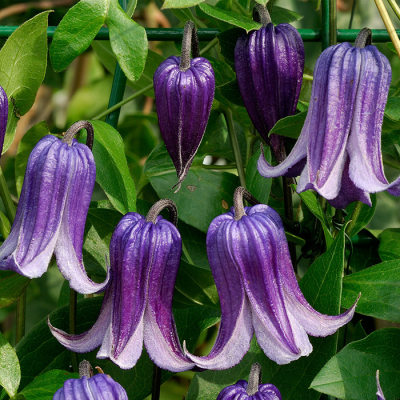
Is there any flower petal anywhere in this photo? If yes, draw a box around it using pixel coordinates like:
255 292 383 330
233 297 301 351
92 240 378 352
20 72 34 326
184 213 253 370
55 141 109 294
144 219 194 372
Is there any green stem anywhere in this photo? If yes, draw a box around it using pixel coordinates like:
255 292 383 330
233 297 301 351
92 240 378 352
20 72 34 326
200 37 219 55
387 0 400 21
346 201 363 237
69 289 78 372
151 365 161 400
0 167 16 221
222 108 246 187
126 0 137 16
15 291 26 344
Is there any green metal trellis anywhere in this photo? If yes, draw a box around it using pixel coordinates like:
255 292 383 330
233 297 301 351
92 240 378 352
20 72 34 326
0 0 398 128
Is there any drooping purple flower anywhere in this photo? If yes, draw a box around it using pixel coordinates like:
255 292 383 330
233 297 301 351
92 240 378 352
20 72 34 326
184 188 358 368
234 5 304 157
53 360 127 399
0 86 8 155
154 21 215 190
0 121 109 294
258 28 400 209
49 200 195 372
217 363 281 400
376 370 386 400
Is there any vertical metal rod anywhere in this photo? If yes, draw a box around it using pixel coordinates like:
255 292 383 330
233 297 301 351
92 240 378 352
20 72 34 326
321 0 337 49
105 0 128 128
329 0 337 45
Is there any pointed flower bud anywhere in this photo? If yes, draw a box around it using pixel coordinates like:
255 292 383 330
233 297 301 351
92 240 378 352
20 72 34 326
49 200 195 372
53 360 127 399
0 86 8 155
217 363 281 399
258 28 400 209
154 21 215 190
234 5 304 151
184 188 359 368
0 121 109 294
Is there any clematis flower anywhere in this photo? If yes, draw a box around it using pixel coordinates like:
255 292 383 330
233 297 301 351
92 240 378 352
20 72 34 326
217 363 281 400
49 200 195 372
53 360 128 399
0 121 109 294
376 370 385 400
0 86 7 154
184 188 358 368
258 28 400 209
235 5 304 157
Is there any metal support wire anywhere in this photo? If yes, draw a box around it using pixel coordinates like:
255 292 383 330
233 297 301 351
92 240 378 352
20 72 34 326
321 0 337 49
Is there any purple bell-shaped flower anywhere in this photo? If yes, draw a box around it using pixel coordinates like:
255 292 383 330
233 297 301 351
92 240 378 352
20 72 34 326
184 188 358 368
234 5 304 158
258 28 400 209
217 363 281 400
49 199 195 372
0 121 109 294
154 21 215 190
53 360 127 399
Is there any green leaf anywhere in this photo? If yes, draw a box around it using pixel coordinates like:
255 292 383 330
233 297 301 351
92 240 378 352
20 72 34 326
145 145 239 232
0 332 20 397
162 0 204 9
19 370 78 400
311 329 400 399
0 11 50 152
106 0 148 82
298 189 333 247
188 228 349 400
269 112 306 139
344 195 377 237
50 0 110 71
15 122 49 197
0 211 10 240
175 261 218 306
246 146 271 204
198 3 261 32
342 260 400 322
0 272 29 308
85 120 136 214
268 5 303 24
378 228 400 260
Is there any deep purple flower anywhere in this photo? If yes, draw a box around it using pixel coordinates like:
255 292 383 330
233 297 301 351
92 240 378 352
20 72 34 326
154 21 215 190
184 188 358 368
0 121 109 294
217 363 281 400
0 86 7 154
235 5 304 156
49 200 195 371
376 370 385 400
258 28 400 209
53 360 127 399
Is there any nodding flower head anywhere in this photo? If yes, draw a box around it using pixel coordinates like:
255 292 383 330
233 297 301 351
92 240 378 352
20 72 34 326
258 28 400 209
154 21 215 191
0 121 109 294
49 199 195 372
184 188 359 369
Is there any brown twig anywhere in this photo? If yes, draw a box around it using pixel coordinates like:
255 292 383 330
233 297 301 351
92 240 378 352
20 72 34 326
0 0 76 21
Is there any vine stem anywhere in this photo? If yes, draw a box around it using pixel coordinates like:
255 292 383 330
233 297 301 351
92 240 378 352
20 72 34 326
346 201 363 237
387 0 400 22
374 0 400 58
221 107 246 188
151 364 161 400
15 291 26 344
69 289 78 372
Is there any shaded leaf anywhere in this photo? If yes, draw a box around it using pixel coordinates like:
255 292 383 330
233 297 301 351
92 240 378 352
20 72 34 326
0 272 29 309
162 0 204 9
378 228 400 261
269 112 306 139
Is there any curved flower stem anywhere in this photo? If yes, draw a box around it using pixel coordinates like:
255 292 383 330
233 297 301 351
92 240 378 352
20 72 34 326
179 21 199 71
15 291 26 344
69 289 78 372
233 186 259 220
246 363 262 396
252 4 271 26
63 120 94 150
221 107 246 188
79 360 93 378
374 0 400 58
146 199 178 227
354 28 372 48
151 364 161 400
